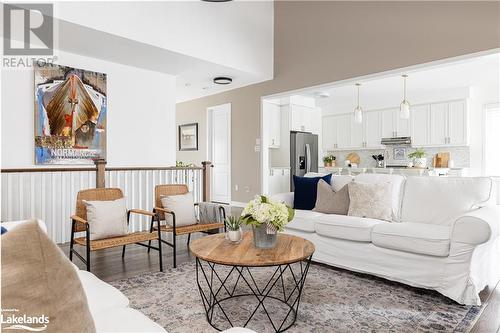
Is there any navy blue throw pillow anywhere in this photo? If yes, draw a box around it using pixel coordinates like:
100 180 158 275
1 226 8 235
293 174 332 210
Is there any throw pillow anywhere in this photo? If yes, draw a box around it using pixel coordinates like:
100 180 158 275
313 179 350 215
293 174 332 210
348 181 393 221
83 198 128 240
1 220 96 333
160 192 197 227
1 226 7 234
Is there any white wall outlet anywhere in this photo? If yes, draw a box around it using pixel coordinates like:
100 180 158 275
254 145 261 152
234 184 239 191
244 186 250 193
255 138 261 145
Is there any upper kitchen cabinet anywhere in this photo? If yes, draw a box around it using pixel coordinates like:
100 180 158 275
289 104 321 133
448 100 468 145
363 110 383 148
412 100 468 147
381 108 410 138
265 101 281 148
322 114 350 150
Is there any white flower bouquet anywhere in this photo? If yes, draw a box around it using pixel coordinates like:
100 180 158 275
241 195 295 234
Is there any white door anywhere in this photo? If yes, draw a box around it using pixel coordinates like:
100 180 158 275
430 103 448 145
208 104 231 203
448 100 467 145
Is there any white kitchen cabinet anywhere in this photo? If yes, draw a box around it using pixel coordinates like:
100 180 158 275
350 117 364 148
364 110 382 148
448 100 467 145
380 108 410 138
269 168 290 194
411 104 430 146
412 100 468 147
322 116 337 150
268 104 281 148
430 103 448 145
336 114 351 149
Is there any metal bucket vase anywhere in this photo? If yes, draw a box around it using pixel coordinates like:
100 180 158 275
252 224 277 249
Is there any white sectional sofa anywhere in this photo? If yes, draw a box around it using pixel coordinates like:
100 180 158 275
272 174 500 305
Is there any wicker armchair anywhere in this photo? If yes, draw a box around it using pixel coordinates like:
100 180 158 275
148 184 225 268
69 188 163 272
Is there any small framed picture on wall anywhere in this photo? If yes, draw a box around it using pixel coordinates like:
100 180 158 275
178 123 198 151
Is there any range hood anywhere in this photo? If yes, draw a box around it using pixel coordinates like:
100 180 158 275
381 136 411 145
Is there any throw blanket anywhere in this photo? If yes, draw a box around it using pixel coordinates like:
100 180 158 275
198 202 225 224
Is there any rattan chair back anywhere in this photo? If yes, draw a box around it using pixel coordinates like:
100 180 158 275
74 188 124 231
154 184 188 220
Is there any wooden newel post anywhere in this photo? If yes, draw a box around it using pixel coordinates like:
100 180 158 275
202 161 212 202
94 158 107 188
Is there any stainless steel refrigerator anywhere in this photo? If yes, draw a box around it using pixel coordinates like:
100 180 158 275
290 131 318 190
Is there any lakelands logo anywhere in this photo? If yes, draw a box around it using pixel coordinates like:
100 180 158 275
2 3 56 68
1 309 49 331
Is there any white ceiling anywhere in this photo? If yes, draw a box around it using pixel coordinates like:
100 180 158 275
2 1 274 102
310 53 500 114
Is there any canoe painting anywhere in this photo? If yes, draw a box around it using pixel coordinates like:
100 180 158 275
34 63 107 164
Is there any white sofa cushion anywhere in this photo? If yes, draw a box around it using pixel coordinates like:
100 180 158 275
331 175 354 192
354 174 405 221
93 307 166 333
401 177 492 226
315 214 385 242
84 198 129 240
77 270 129 315
286 210 323 232
372 222 451 257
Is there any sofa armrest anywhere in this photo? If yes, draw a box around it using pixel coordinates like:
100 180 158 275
451 205 500 245
270 192 294 208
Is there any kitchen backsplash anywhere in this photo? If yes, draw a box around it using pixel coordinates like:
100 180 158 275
326 146 470 168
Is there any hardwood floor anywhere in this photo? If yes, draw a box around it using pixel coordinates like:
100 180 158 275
60 234 500 333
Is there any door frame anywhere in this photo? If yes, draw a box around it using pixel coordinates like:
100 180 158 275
206 103 232 203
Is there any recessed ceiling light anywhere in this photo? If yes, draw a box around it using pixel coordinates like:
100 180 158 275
213 77 232 85
202 86 210 90
184 83 191 87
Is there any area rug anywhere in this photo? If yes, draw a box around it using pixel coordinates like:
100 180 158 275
110 262 483 333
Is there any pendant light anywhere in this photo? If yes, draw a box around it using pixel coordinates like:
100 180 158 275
400 74 410 119
354 83 363 123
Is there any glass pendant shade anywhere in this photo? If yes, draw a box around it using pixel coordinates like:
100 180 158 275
354 106 363 123
400 100 410 119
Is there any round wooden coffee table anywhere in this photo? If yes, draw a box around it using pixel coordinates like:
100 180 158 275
190 232 315 332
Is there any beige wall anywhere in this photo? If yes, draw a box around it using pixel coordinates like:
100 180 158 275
176 1 500 203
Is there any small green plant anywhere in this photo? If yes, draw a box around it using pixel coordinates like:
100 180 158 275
408 148 426 159
322 155 336 163
225 215 242 231
176 161 194 168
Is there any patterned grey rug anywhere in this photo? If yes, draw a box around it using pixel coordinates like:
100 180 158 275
110 262 483 333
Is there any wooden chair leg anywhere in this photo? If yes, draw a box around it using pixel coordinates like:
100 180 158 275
122 245 126 258
187 233 191 246
157 215 163 272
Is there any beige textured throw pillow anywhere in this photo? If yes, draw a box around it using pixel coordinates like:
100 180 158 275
1 220 96 333
84 198 128 240
313 179 350 215
348 181 393 221
161 192 197 227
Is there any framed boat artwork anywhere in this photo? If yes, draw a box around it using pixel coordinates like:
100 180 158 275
34 63 107 164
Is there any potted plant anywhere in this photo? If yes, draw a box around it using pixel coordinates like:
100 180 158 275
225 216 243 243
323 155 336 167
241 195 294 249
408 148 427 168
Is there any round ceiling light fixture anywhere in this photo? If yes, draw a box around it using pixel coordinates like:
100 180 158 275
213 77 232 85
